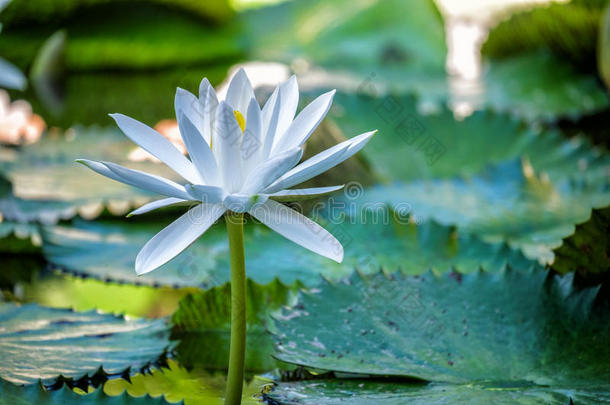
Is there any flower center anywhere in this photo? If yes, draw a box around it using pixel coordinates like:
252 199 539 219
233 110 246 133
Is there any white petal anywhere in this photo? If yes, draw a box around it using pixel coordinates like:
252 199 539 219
187 184 226 203
0 56 26 90
76 159 125 183
268 185 344 202
175 87 204 143
102 161 193 200
127 197 186 217
241 147 303 195
261 89 282 159
135 203 226 275
265 130 376 193
199 78 219 145
261 85 279 130
242 98 264 173
272 90 335 155
225 68 255 115
110 113 201 184
274 75 299 143
177 112 220 186
249 199 343 262
213 102 243 193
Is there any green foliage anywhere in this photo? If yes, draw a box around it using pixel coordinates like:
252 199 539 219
0 379 176 405
0 302 172 385
553 207 610 281
269 269 609 403
171 279 296 371
40 210 534 288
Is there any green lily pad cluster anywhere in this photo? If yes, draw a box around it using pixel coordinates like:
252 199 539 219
0 0 609 403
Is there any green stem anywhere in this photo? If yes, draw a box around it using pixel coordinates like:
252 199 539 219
224 212 246 405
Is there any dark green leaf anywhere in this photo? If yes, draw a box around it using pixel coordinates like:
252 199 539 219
0 303 171 385
271 269 609 401
552 207 610 281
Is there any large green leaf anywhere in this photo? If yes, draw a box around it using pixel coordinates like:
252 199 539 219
244 0 448 103
40 210 534 288
0 303 171 385
0 126 180 224
350 158 610 261
0 379 176 405
266 379 610 405
171 279 296 371
269 269 609 403
326 92 609 182
104 359 268 405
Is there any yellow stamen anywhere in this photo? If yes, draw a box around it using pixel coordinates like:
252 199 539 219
233 110 246 133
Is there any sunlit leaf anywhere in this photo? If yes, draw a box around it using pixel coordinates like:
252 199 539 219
0 303 172 385
269 268 609 403
104 359 267 405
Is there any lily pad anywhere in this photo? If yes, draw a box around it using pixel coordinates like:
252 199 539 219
270 269 609 402
0 126 180 224
0 302 172 385
40 210 534 288
171 279 297 371
326 92 609 182
350 158 610 262
266 379 610 405
0 379 176 405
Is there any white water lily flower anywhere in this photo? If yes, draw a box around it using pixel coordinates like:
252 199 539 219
77 69 375 275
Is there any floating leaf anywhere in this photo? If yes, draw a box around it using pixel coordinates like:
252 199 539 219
0 126 180 224
171 279 297 371
351 158 610 261
0 379 176 405
552 207 610 281
326 92 609 182
41 210 533 288
270 269 609 402
0 302 171 385
266 379 610 405
104 359 267 405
